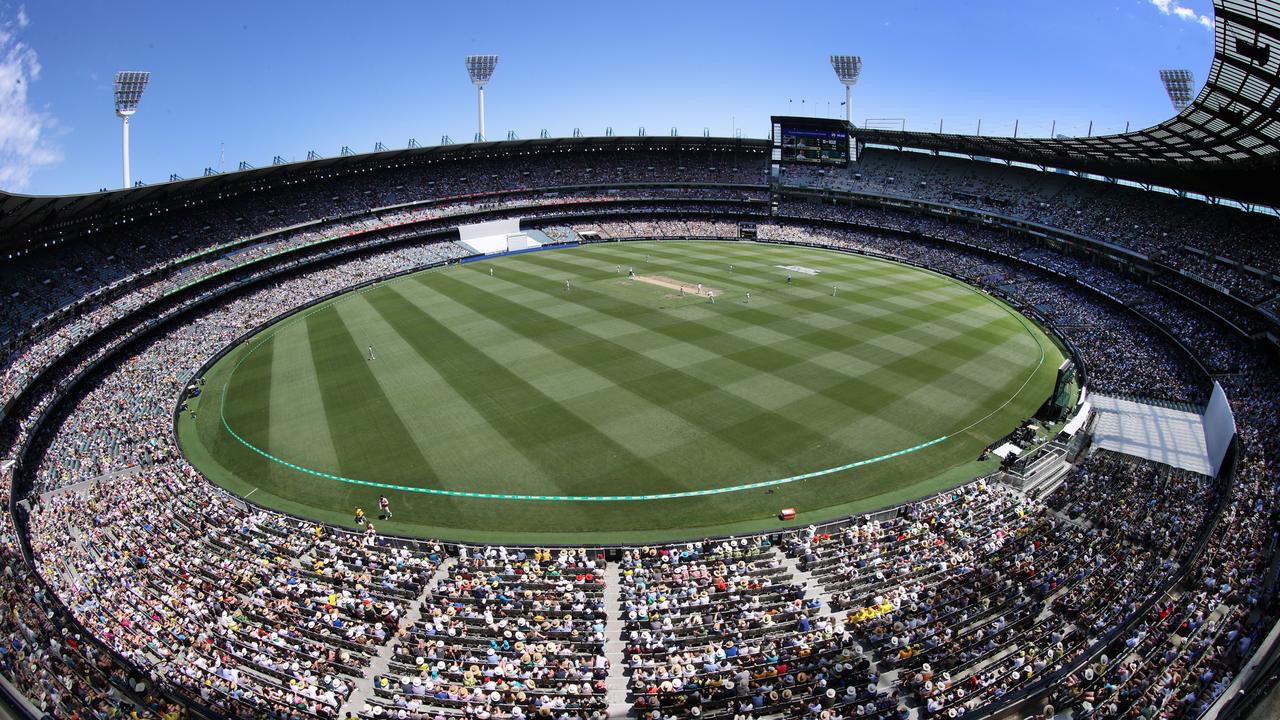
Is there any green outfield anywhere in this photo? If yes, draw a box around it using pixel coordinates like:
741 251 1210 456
179 240 1065 543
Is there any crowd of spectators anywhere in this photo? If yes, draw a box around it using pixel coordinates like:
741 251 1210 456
27 461 442 719
586 210 1212 405
778 450 1218 719
0 149 1279 720
779 149 1280 306
1 182 764 412
366 545 610 719
29 240 468 493
1 470 176 719
619 537 896 720
2 239 473 719
569 208 1280 718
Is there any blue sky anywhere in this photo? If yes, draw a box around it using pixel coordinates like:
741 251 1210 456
0 0 1216 196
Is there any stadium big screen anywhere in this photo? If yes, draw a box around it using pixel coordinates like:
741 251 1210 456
772 116 851 166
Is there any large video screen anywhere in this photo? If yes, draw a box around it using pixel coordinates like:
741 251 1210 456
780 125 849 166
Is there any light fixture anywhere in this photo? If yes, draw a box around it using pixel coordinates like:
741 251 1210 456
114 71 151 188
465 55 499 141
1159 69 1194 112
830 55 862 124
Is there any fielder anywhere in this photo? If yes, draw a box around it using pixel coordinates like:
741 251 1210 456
368 345 376 361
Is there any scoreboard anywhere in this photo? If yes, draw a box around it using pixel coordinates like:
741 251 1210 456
771 116 853 167
780 126 848 165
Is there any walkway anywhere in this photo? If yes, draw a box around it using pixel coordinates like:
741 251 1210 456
338 557 454 718
603 561 632 716
772 544 916 718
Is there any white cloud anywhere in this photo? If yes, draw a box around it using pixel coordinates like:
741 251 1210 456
1148 0 1214 30
0 4 60 191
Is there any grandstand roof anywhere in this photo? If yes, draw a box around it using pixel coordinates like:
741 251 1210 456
854 0 1280 208
1 0 1277 241
0 135 764 246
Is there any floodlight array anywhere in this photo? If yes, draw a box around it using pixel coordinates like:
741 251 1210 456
114 71 150 115
830 55 862 85
465 55 499 86
1159 69 1195 111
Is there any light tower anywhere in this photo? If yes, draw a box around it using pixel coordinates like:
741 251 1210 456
114 71 150 188
830 55 862 125
1159 69 1194 112
464 55 499 141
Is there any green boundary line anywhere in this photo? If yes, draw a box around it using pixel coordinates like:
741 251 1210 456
213 245 1048 502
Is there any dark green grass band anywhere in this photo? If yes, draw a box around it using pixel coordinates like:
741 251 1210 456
214 254 1047 502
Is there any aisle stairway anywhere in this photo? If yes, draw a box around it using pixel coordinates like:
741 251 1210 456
338 557 453 718
773 545 910 712
604 562 633 716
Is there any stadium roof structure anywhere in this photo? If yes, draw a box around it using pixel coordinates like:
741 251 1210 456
853 0 1280 208
2 0 1278 240
0 134 764 246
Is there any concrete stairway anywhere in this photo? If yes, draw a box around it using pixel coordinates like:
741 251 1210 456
603 561 632 717
337 557 454 718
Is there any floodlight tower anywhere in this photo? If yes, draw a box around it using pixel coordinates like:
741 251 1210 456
1159 69 1194 112
114 71 150 188
465 55 499 141
830 55 862 124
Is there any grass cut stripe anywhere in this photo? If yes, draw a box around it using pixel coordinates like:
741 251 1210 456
301 307 440 484
264 321 343 478
365 284 689 491
470 260 1013 425
424 270 852 470
224 333 273 453
188 242 1062 536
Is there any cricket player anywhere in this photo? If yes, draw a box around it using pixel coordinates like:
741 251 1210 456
368 345 376 361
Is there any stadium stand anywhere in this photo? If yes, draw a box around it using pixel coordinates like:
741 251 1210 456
4 3 1280 715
